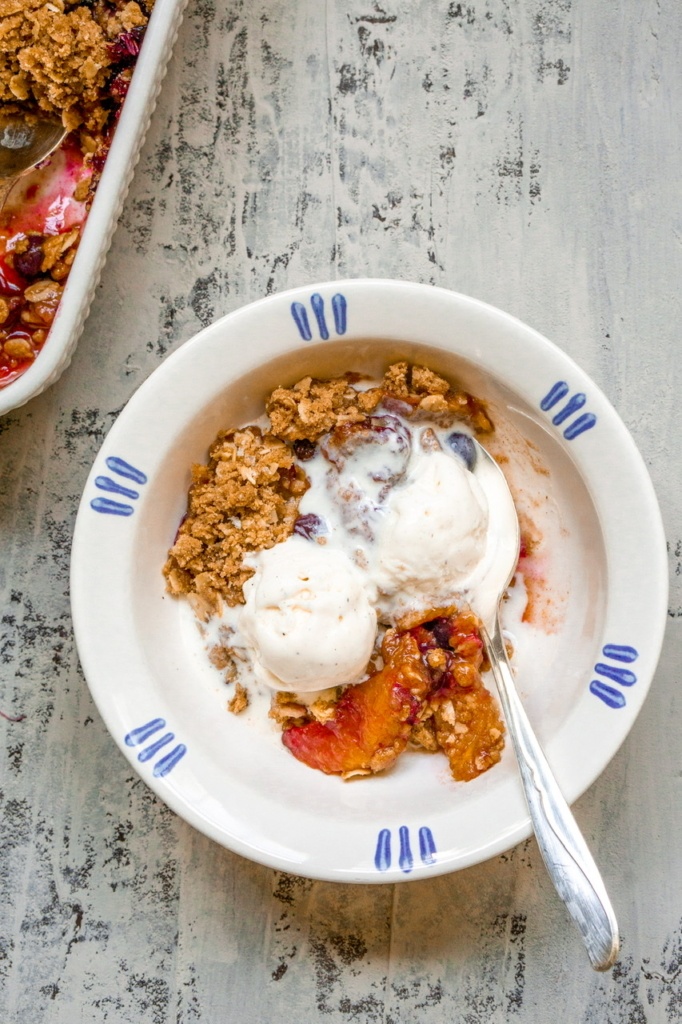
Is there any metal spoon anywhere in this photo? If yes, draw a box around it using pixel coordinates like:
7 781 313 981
0 115 67 210
471 437 620 972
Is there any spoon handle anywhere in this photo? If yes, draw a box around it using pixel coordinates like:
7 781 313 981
482 613 620 971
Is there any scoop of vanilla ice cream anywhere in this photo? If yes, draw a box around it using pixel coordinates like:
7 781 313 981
240 537 376 692
374 449 489 621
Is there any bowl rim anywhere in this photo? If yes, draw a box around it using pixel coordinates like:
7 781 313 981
70 278 669 882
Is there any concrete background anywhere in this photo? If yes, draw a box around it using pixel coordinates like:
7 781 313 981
1 0 681 1020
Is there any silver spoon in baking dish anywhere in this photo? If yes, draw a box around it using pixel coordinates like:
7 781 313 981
470 437 620 972
0 115 67 210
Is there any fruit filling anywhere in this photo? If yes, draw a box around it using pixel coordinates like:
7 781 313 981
164 361 514 784
0 0 155 387
280 610 504 781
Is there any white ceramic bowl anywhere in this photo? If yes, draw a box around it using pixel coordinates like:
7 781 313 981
70 280 668 883
0 0 188 417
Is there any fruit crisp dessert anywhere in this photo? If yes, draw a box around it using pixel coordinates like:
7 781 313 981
164 361 517 784
0 0 155 387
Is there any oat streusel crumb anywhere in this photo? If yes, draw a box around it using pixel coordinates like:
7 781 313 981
266 374 382 443
0 0 154 131
382 360 494 431
163 426 309 611
268 692 308 725
228 682 249 715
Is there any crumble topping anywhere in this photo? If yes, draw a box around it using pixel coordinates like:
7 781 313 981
163 426 309 612
0 0 153 130
266 374 382 442
266 362 494 443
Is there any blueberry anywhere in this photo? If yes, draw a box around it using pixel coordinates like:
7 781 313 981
14 238 44 279
431 617 454 649
107 27 145 65
293 438 316 461
293 513 327 540
446 431 476 471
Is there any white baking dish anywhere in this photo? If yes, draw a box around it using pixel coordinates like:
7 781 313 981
0 0 189 417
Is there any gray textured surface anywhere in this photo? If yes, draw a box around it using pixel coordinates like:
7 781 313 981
1 0 681 1020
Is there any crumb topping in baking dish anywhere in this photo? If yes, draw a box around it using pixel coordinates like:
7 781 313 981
0 0 155 388
0 0 154 131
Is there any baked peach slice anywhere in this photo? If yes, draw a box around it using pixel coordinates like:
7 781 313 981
282 631 431 777
282 611 506 782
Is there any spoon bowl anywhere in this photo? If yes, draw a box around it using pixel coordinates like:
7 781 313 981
0 114 67 208
472 437 620 971
466 438 521 632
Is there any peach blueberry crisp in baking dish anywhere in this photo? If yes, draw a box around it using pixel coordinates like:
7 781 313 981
164 361 516 782
0 0 154 387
